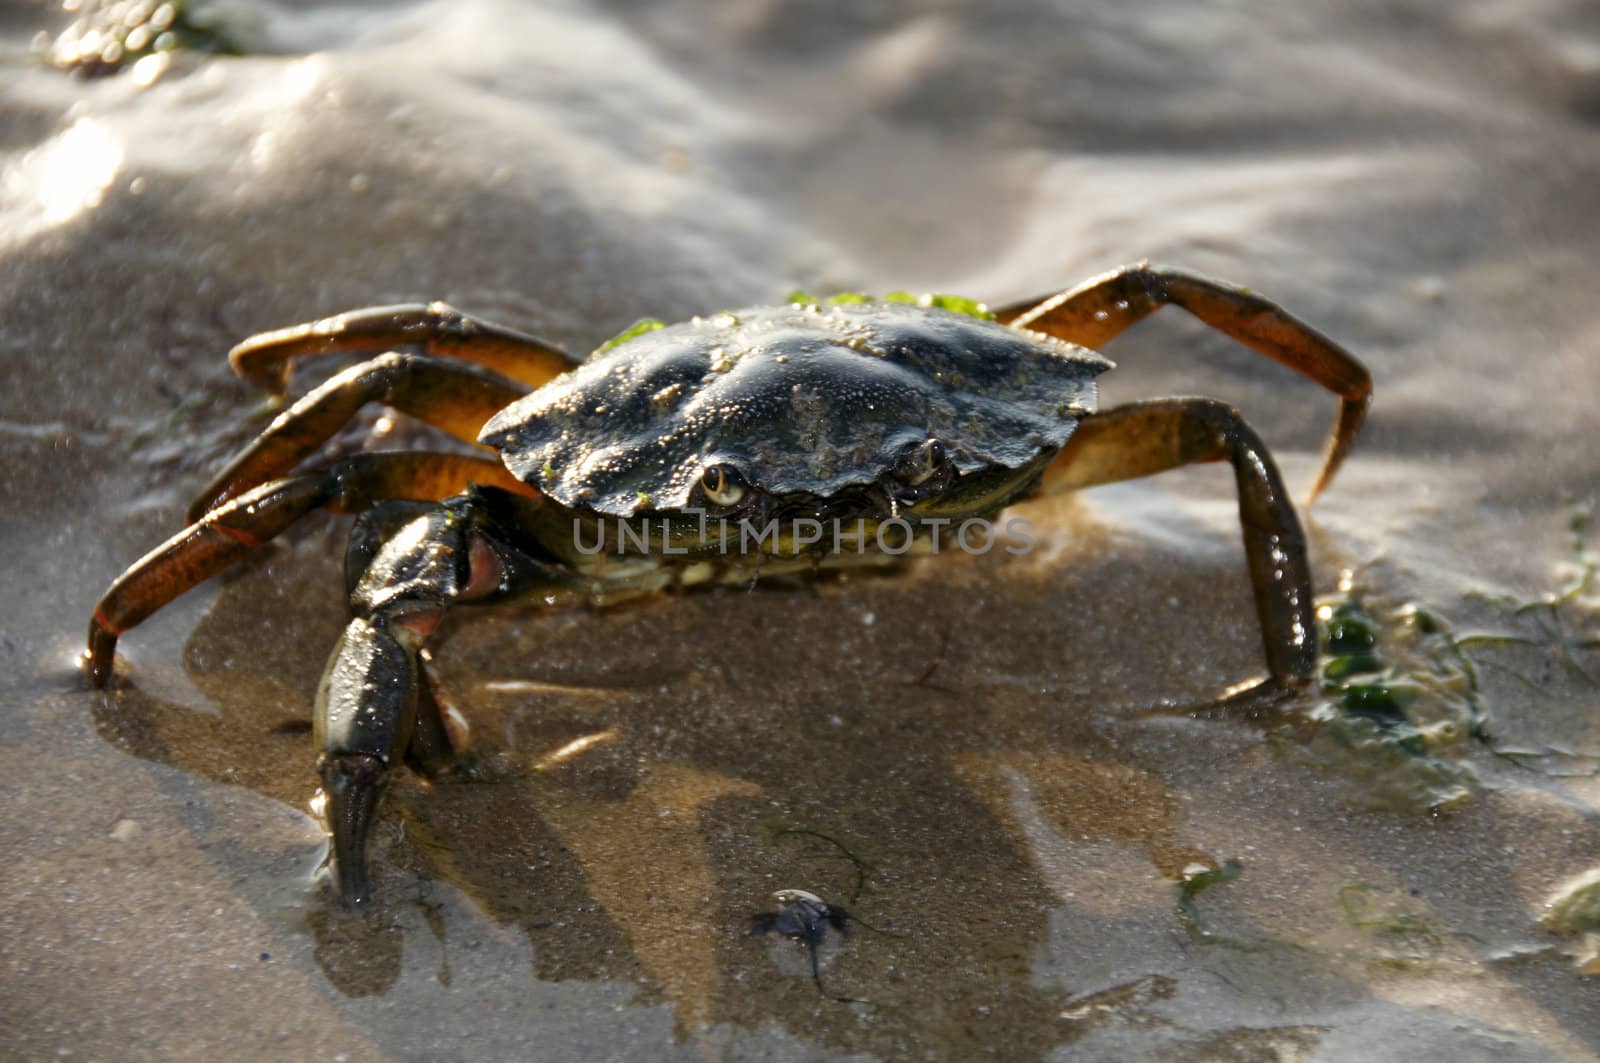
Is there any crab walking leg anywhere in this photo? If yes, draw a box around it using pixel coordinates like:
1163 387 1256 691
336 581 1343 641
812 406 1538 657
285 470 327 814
1042 398 1316 687
85 452 529 686
188 352 531 521
228 302 578 394
994 264 1372 503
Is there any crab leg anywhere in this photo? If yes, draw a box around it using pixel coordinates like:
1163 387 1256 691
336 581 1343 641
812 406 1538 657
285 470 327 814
189 353 531 521
1042 398 1315 688
318 500 496 905
339 502 467 776
320 489 570 903
228 302 578 394
994 264 1372 503
85 452 529 687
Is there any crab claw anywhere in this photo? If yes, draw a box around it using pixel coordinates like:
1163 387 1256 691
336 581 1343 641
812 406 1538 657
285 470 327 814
320 753 389 906
316 617 417 906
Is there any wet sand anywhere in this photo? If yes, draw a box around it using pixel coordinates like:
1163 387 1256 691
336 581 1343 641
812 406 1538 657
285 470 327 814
4 0 1600 1058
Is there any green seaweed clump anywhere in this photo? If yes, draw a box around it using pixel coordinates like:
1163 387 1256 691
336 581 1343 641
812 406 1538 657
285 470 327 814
1176 858 1243 937
785 289 996 321
1337 884 1445 963
595 292 998 363
1288 584 1481 811
590 317 666 359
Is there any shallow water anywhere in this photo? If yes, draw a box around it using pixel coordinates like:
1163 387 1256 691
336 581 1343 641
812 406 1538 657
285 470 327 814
4 0 1600 1058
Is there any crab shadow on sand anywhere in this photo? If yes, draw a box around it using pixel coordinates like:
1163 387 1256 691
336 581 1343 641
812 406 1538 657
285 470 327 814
84 490 1590 1058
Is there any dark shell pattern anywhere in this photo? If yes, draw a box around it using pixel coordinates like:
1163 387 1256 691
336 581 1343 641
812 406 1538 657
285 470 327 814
480 302 1112 517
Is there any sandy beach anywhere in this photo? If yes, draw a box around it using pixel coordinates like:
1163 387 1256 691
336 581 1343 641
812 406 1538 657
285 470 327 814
3 0 1599 1058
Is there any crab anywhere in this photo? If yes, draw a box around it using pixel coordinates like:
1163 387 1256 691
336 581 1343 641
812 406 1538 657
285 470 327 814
84 264 1371 904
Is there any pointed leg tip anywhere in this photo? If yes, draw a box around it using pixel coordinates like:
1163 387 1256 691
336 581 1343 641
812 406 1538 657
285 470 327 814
338 873 374 909
1216 676 1301 718
82 652 111 688
228 344 292 394
1304 455 1343 508
320 753 389 908
85 622 119 688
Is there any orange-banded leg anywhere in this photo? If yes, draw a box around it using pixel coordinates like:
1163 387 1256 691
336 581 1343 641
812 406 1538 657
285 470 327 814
228 301 577 394
995 264 1372 503
1042 398 1314 694
189 352 531 521
85 451 530 687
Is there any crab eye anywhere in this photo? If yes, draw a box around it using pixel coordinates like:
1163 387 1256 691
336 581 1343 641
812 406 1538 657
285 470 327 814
894 439 946 486
699 464 746 507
